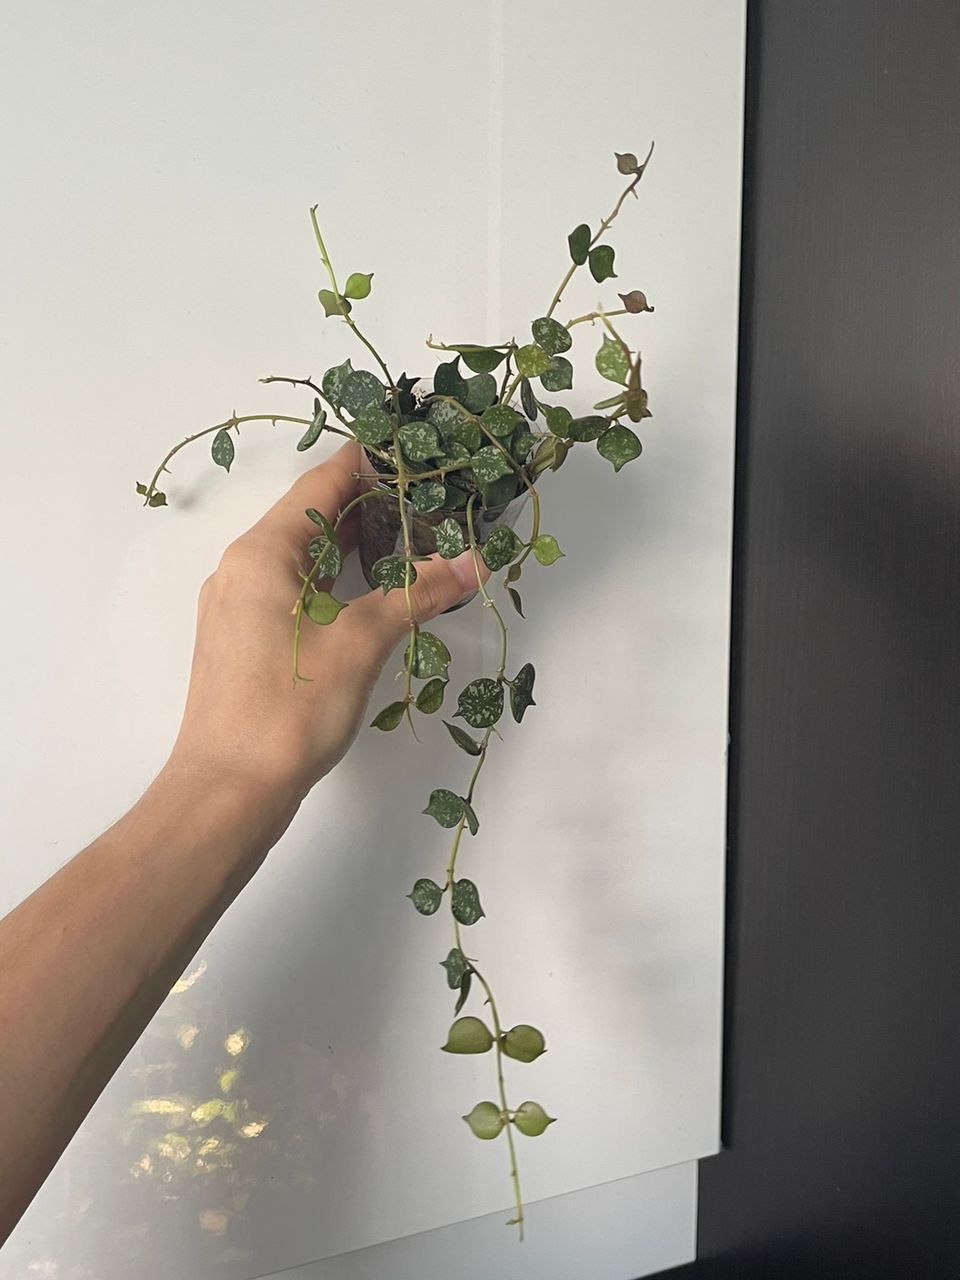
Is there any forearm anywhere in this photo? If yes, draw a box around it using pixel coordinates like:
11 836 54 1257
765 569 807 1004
0 759 300 1242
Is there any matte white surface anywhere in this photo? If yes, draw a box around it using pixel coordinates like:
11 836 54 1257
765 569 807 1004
254 1161 698 1280
0 2 743 1277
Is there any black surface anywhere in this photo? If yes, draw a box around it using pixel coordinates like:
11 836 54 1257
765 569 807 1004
664 3 960 1277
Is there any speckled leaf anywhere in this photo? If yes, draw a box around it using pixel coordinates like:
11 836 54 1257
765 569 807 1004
343 271 373 300
544 405 573 437
408 878 443 915
351 405 394 446
471 446 514 487
596 334 630 385
451 878 485 926
444 720 483 756
480 473 519 512
428 399 482 454
305 507 336 539
456 677 504 728
588 244 617 283
410 481 447 512
566 414 609 442
441 947 469 989
462 373 498 414
410 631 451 679
509 662 536 723
532 534 564 565
304 590 347 624
434 517 466 559
481 404 523 439
568 223 591 265
515 343 552 378
423 788 465 828
540 356 573 392
307 536 342 577
531 316 572 356
211 429 234 472
597 424 643 471
511 429 538 463
341 369 385 416
371 555 416 593
322 359 353 407
370 700 406 731
398 420 442 462
416 678 447 714
481 524 521 571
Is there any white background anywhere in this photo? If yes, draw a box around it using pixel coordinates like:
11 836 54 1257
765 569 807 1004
0 3 745 1277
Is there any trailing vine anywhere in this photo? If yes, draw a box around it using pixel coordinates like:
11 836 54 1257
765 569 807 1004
137 147 656 1238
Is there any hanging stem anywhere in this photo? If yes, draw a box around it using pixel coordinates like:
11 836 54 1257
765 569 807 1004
391 434 420 733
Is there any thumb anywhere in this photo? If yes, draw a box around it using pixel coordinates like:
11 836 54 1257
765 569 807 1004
350 550 490 652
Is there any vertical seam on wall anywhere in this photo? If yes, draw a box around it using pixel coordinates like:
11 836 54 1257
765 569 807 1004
486 0 504 340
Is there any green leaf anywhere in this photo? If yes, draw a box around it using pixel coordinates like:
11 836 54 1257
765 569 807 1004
568 223 591 266
304 590 347 624
343 271 373 300
427 399 482 454
298 401 326 451
305 506 337 539
513 1101 555 1137
416 678 447 714
462 373 498 415
463 1101 504 1138
532 534 564 565
625 380 651 423
507 586 524 617
481 524 521 571
520 377 539 421
371 555 416 592
434 517 466 559
410 631 452 679
566 414 609 442
515 343 552 378
596 334 630 385
454 969 473 1015
502 1024 546 1063
451 878 485 925
423 788 466 828
471 446 514 487
540 356 573 392
444 720 483 756
341 369 386 416
307 535 342 577
410 481 448 512
531 316 572 356
408 878 443 915
511 429 538 463
593 391 627 412
318 288 351 317
618 289 653 314
456 677 504 728
481 473 519 512
597 424 643 471
433 357 468 402
442 1017 493 1054
481 404 523 439
322 359 353 407
509 662 536 723
588 244 617 283
351 405 394 446
437 345 507 374
211 429 235 472
137 482 168 507
370 700 407 731
398 420 442 462
544 405 573 437
462 798 479 837
441 947 469 989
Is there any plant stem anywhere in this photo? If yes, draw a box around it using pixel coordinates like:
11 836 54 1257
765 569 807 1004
391 433 419 733
565 306 629 328
143 413 316 505
543 141 655 321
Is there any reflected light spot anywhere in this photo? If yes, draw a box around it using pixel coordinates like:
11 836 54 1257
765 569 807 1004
239 1120 267 1138
224 1027 250 1057
171 959 207 994
176 1024 200 1049
218 1067 240 1093
129 1097 187 1117
198 1208 230 1236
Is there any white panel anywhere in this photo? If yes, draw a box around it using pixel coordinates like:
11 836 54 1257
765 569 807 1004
0 2 742 1277
254 1161 698 1280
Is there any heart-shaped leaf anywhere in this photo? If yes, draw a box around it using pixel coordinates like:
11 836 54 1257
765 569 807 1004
451 878 485 925
410 631 451 679
513 1101 556 1137
442 1016 493 1054
415 678 447 714
307 536 342 577
596 334 630 385
481 404 523 439
463 1101 504 1138
343 271 373 299
456 678 504 728
544 405 573 437
444 720 483 755
471 446 514 488
322 359 353 407
440 947 469 989
434 517 466 559
371 555 416 592
408 878 443 915
597 424 643 471
304 590 347 624
615 150 640 173
433 357 468 402
481 524 521 571
540 356 573 392
568 223 591 266
398 420 442 463
566 414 609 442
211 429 235 472
532 534 564 565
509 662 536 723
531 316 573 356
351 405 394 446
462 373 498 415
588 244 617 283
370 701 406 731
318 288 350 318
515 344 552 378
410 481 447 512
341 369 385 416
438 345 507 375
502 1024 546 1063
423 788 465 828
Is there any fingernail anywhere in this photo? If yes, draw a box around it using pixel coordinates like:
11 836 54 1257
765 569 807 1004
449 550 480 597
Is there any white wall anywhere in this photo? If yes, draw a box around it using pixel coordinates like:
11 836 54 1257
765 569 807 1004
0 2 745 1277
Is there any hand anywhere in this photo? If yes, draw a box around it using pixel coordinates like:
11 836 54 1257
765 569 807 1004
167 440 485 809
